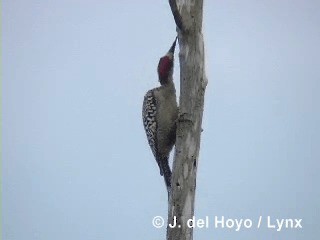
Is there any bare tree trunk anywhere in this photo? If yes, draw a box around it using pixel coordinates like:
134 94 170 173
167 0 207 239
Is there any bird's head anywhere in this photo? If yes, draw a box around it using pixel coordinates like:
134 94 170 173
157 37 177 85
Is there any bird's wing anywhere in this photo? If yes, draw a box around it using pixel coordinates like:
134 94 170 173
142 90 159 163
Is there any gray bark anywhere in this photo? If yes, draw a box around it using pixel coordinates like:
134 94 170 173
167 0 207 239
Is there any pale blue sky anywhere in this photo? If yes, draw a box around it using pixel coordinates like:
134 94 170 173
3 0 320 239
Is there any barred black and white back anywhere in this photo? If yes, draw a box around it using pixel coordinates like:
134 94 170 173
142 90 160 169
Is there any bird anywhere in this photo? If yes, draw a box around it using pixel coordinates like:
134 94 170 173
142 38 178 193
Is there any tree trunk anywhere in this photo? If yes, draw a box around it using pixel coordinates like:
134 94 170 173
167 0 207 239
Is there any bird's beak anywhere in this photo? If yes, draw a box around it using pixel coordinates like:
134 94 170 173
168 37 178 54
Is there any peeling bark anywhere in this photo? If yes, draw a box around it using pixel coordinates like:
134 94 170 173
167 0 207 239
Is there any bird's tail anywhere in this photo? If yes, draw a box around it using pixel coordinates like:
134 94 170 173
158 157 172 193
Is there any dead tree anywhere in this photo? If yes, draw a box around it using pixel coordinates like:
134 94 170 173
167 0 208 239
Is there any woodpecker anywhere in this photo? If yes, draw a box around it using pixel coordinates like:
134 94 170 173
142 38 178 193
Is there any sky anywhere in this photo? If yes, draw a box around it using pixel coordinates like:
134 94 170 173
2 0 320 239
